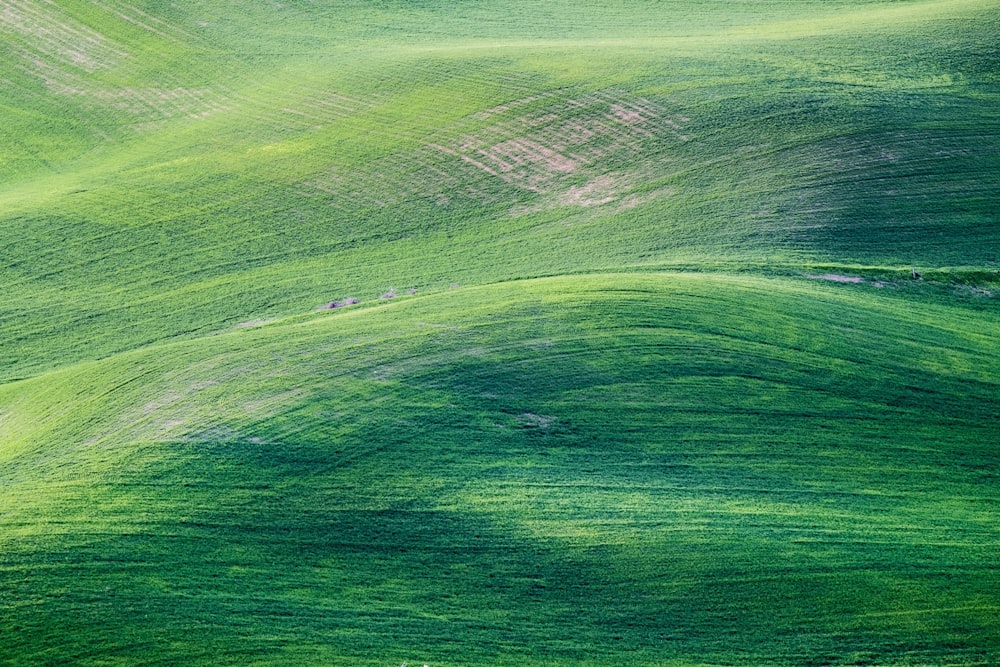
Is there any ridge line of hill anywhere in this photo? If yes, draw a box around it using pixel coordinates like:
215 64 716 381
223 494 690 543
2 268 997 391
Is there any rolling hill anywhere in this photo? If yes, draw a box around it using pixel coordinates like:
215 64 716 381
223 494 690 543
2 0 999 665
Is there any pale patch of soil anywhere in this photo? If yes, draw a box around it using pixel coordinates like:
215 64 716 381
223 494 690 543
610 104 644 123
430 90 688 199
517 413 557 429
954 285 994 298
14 47 231 126
305 90 689 211
561 175 621 207
807 274 865 283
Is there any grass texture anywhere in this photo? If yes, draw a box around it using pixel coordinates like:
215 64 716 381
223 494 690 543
1 0 999 664
3 274 999 665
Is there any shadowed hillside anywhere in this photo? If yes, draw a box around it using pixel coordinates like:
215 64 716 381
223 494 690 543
3 274 999 665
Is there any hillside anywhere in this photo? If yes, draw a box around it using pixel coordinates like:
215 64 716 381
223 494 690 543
3 0 998 382
2 0 999 665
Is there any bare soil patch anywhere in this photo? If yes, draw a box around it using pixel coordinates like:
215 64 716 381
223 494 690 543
304 89 689 211
807 274 865 283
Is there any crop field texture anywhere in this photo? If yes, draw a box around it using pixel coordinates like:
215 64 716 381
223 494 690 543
1 0 999 665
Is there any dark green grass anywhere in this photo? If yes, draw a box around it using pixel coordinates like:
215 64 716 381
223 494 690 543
2 0 1000 664
2 274 999 665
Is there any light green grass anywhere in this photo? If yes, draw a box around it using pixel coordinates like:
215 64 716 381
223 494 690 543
2 0 999 664
2 0 997 381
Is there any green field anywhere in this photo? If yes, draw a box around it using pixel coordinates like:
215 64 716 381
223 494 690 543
2 0 999 664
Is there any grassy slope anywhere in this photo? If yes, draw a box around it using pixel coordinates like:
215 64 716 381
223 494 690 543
2 0 999 664
1 0 997 381
2 274 999 665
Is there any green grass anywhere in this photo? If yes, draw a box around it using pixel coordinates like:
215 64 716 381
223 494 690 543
2 0 999 664
2 0 997 382
2 274 999 665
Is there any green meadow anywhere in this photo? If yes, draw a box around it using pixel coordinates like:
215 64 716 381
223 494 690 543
1 0 998 664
